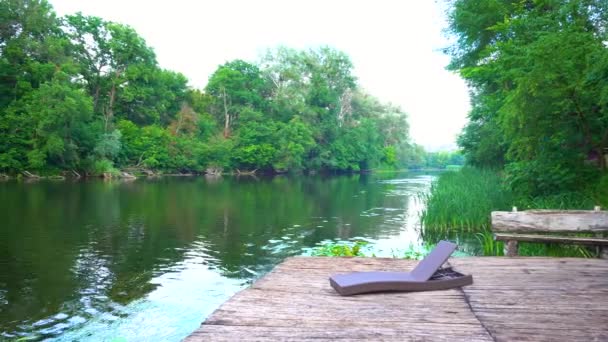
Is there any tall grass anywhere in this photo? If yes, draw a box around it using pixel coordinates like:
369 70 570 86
420 167 513 233
420 167 602 257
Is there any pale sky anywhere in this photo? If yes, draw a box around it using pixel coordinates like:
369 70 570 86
50 0 470 151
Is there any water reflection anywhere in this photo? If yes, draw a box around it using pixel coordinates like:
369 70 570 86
0 173 435 341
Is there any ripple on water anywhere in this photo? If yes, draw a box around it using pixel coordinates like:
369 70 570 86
1 173 436 341
0 289 7 306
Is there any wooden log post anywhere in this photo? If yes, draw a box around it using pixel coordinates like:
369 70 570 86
504 207 519 257
505 240 519 257
600 247 608 259
595 206 607 259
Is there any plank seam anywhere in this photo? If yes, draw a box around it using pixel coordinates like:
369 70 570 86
458 286 496 342
448 261 497 342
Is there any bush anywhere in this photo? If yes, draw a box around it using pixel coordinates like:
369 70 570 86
90 158 119 176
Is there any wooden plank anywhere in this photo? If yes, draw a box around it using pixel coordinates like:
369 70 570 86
491 210 608 233
189 325 493 341
186 257 608 341
186 257 493 341
495 233 608 245
450 257 608 342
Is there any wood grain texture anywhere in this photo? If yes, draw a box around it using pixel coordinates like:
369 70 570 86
491 210 608 233
450 257 608 342
495 233 608 245
185 257 608 342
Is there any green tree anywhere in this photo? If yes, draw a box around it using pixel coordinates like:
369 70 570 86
0 0 91 171
231 109 277 170
24 75 94 169
447 0 608 195
206 60 269 138
64 14 163 130
0 1 414 175
273 117 315 172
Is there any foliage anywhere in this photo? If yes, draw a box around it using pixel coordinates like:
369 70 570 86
90 158 118 176
18 76 94 170
0 2 421 175
422 167 603 257
475 232 504 257
447 0 608 196
592 174 608 208
94 130 122 160
272 117 315 171
399 148 465 170
309 241 369 257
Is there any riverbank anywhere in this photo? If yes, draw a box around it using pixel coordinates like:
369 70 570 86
420 167 608 256
0 167 455 182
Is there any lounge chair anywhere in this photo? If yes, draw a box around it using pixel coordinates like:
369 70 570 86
329 240 473 296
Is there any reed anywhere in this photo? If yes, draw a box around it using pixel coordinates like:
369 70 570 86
420 167 512 235
420 167 599 257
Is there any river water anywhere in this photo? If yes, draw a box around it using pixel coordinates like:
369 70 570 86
0 172 437 341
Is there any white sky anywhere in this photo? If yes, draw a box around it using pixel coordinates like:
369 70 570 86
50 0 470 151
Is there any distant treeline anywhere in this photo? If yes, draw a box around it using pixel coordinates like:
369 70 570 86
446 0 608 197
0 0 452 176
404 148 464 170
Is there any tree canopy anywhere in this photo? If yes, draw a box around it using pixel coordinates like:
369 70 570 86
447 0 608 196
0 0 421 175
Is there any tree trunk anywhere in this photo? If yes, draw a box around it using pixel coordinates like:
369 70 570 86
93 84 100 113
93 68 102 113
174 108 184 135
222 87 231 138
104 83 115 132
104 70 122 132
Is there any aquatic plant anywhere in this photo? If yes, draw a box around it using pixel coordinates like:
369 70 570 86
309 241 369 257
419 167 512 234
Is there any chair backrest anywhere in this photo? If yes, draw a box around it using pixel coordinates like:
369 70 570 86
491 210 608 234
410 240 457 281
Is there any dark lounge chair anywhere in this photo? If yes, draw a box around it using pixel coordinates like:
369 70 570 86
329 240 472 296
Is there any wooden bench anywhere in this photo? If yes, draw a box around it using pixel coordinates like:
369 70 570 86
491 206 608 258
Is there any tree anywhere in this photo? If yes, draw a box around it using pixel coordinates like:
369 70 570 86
231 109 277 170
0 1 415 175
205 60 269 138
24 75 94 169
273 117 315 171
0 0 89 171
0 0 66 107
64 14 160 130
116 67 188 126
447 0 608 195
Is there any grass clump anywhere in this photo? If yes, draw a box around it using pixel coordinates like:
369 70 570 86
421 167 603 257
420 167 512 234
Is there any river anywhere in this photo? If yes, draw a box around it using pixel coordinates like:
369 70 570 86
0 172 437 341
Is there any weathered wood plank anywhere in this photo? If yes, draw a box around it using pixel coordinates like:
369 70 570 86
189 325 493 342
185 257 493 341
450 257 608 342
491 210 608 233
495 233 608 245
186 257 608 342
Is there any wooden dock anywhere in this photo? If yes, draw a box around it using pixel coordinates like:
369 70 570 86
185 257 608 341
